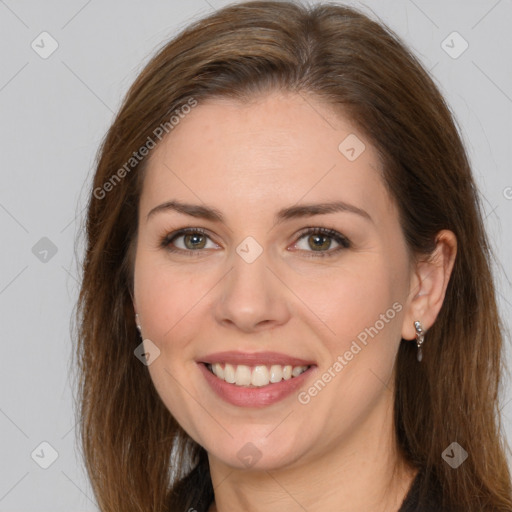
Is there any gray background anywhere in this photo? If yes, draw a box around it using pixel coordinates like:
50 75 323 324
0 0 511 510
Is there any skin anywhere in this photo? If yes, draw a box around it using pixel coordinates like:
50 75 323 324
132 91 457 512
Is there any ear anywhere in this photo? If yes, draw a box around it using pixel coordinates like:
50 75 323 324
401 229 457 340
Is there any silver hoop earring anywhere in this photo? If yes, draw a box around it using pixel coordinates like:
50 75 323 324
414 321 424 362
135 314 142 335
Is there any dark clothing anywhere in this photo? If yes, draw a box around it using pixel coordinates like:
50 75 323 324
397 467 445 512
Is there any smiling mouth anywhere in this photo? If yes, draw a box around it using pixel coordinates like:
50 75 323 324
204 362 311 387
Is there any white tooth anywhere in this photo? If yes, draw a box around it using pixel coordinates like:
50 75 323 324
224 363 236 383
251 365 270 387
269 365 283 383
235 365 252 386
215 363 308 386
213 363 224 379
292 365 306 377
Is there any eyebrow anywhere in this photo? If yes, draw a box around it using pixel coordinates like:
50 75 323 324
146 199 373 224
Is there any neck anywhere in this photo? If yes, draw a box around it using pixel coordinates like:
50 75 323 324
207 391 418 512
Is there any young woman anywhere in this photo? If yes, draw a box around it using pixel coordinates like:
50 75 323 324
75 2 512 511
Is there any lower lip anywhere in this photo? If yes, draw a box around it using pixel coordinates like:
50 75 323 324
198 363 315 408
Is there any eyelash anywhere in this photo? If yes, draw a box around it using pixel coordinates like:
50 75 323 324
159 227 351 258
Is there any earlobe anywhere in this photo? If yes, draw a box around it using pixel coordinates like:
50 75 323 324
401 229 457 341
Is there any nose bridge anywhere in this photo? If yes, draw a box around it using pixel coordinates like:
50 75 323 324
214 235 290 331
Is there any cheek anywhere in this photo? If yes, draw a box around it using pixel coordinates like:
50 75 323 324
291 257 403 351
134 256 215 440
135 253 200 334
291 261 404 429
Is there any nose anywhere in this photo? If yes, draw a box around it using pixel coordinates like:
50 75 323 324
213 247 291 333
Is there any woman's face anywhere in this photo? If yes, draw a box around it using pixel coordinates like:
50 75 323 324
133 91 416 471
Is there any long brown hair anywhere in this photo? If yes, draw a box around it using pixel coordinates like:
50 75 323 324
74 2 512 511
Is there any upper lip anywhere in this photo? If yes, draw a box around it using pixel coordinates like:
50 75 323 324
198 351 316 367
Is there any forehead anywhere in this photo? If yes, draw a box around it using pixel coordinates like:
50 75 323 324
140 92 390 222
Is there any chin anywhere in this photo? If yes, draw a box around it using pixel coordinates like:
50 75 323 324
204 430 310 472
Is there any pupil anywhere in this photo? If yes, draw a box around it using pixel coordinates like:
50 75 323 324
309 234 330 251
185 233 206 249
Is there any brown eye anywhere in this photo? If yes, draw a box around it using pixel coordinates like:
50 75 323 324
307 233 332 251
292 227 350 257
182 232 207 250
161 228 219 254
